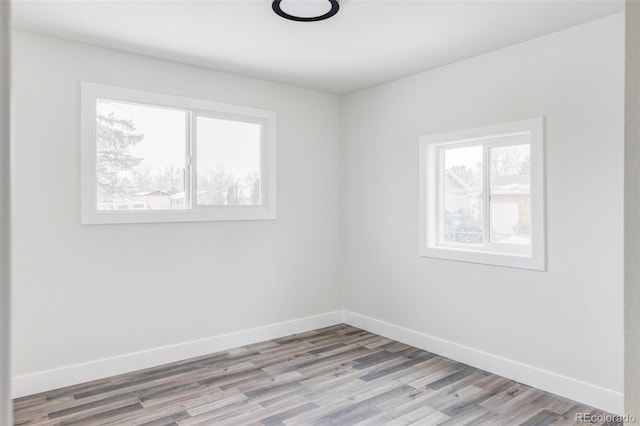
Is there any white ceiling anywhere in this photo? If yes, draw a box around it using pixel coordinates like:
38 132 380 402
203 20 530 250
12 0 624 94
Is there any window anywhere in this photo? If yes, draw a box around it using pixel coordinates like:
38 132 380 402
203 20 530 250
419 118 545 270
81 82 276 224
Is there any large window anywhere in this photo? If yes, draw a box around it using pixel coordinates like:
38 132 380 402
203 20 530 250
81 83 276 224
419 118 545 270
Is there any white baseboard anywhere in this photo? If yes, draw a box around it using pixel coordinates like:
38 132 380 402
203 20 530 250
342 311 623 416
12 309 623 416
12 311 344 399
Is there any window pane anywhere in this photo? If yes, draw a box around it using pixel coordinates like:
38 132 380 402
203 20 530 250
442 145 483 244
489 144 530 245
96 99 186 210
196 116 262 206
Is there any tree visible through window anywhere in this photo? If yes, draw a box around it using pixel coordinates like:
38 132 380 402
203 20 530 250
195 116 262 206
95 100 186 211
96 110 144 199
82 82 276 224
94 100 263 211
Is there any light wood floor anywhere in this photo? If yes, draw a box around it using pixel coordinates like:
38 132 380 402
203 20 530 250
14 324 620 426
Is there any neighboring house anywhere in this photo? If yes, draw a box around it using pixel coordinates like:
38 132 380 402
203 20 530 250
443 170 482 243
444 170 529 244
169 191 186 209
168 190 211 208
128 190 173 209
99 190 175 210
443 170 474 214
490 174 530 243
169 184 258 207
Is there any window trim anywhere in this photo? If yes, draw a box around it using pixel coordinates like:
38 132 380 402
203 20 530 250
419 117 546 271
81 82 277 224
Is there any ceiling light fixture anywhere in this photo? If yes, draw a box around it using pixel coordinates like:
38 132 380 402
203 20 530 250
272 0 340 22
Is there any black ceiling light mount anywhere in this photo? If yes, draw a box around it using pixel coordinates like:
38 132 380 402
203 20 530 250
272 0 340 22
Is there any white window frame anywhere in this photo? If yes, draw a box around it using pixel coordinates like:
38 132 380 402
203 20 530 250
419 117 546 271
81 82 276 224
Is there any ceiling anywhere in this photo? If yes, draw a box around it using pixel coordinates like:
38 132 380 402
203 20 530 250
12 0 624 94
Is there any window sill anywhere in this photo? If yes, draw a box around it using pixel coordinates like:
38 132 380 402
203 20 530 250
81 205 277 225
420 245 545 271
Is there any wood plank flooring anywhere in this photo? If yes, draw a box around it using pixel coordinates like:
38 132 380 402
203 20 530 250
13 325 621 425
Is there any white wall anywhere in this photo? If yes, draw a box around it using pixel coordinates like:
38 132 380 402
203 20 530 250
342 12 623 400
12 32 342 377
1 2 12 425
625 0 640 419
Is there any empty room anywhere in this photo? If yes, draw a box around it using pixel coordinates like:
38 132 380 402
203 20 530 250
1 0 640 424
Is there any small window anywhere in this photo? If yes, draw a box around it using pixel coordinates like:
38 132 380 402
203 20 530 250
81 83 276 224
419 118 545 270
